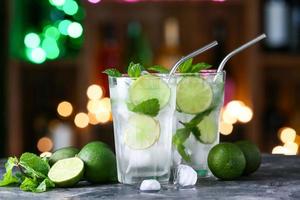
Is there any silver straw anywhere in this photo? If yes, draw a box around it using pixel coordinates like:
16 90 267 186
215 34 267 76
168 41 218 77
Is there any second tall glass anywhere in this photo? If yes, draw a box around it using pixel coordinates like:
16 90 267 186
172 70 226 177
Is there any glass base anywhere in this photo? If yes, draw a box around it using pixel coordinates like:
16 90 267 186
118 172 170 185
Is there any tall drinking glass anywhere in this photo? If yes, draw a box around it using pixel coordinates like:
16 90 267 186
109 74 176 184
173 70 225 177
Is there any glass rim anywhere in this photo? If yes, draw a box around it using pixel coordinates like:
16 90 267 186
175 69 225 76
108 73 172 80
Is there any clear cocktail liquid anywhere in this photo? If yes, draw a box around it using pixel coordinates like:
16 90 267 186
173 70 225 177
109 75 176 184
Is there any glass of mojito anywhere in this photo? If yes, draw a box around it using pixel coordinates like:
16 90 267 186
108 71 176 184
173 69 225 177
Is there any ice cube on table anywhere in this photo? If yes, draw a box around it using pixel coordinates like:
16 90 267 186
175 165 197 187
140 179 161 191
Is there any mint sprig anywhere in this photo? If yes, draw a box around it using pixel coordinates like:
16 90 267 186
147 65 169 73
178 58 212 73
0 153 54 193
173 107 214 162
103 69 122 77
128 62 144 77
127 98 160 117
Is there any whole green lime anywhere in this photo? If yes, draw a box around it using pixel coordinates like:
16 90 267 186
78 141 117 183
49 147 80 166
208 143 246 180
235 140 261 175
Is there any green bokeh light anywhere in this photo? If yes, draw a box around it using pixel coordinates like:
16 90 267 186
49 0 65 7
27 47 47 64
24 33 41 48
67 22 83 38
44 26 60 40
42 38 60 59
58 20 72 35
63 0 78 16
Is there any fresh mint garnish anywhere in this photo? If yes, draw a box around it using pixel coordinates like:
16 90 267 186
178 58 212 73
103 69 122 77
190 62 212 72
178 58 193 73
128 62 144 77
0 153 54 193
127 98 160 117
173 107 215 162
147 65 169 73
172 128 191 162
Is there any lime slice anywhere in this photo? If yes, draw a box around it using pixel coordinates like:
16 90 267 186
176 76 213 114
48 157 84 187
197 112 218 144
129 75 170 109
125 114 160 150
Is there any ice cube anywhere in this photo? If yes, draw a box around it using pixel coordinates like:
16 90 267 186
140 179 161 191
175 165 197 187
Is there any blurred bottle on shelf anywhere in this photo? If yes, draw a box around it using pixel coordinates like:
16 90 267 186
97 23 121 93
156 18 182 69
290 0 300 52
125 21 153 67
264 0 289 51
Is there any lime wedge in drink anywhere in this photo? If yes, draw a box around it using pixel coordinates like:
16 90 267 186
125 114 160 150
197 112 218 144
129 75 170 109
176 76 213 114
48 157 84 187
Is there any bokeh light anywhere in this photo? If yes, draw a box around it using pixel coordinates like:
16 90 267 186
63 0 79 15
237 106 253 123
58 20 72 35
279 127 297 143
222 108 238 124
37 137 53 152
88 112 99 125
74 112 89 128
272 146 287 154
99 97 111 112
88 0 101 3
49 0 66 6
24 33 40 48
225 100 245 119
67 22 83 38
57 101 73 117
44 26 60 40
283 142 298 155
86 84 103 100
96 111 110 123
30 48 46 64
220 121 233 135
40 151 53 158
87 100 101 114
42 38 60 59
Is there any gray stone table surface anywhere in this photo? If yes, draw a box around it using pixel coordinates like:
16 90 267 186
0 154 300 200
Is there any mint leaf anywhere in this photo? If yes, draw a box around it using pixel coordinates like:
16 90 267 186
103 69 122 77
35 178 55 193
19 153 50 178
172 128 191 162
147 65 169 73
0 169 19 186
0 157 19 186
128 62 144 77
184 107 215 128
178 58 193 73
20 177 39 192
128 99 160 117
190 62 212 73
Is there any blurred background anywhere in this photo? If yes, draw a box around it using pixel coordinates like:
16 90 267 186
1 0 299 157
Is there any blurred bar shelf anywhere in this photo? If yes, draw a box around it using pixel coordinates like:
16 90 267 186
262 53 300 68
